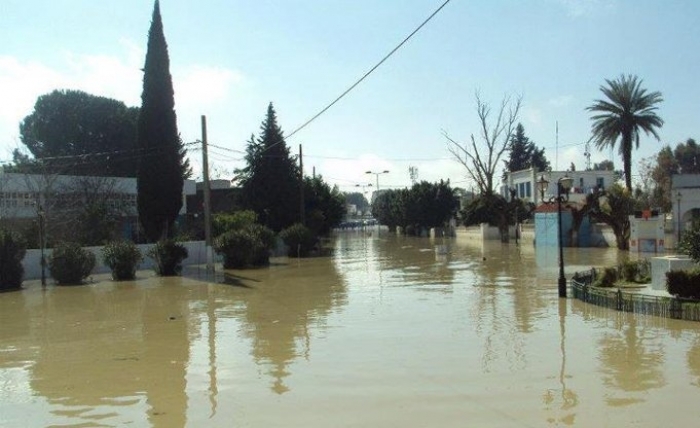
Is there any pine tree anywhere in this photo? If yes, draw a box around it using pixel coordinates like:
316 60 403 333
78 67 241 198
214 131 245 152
136 0 189 242
237 103 300 232
503 123 550 176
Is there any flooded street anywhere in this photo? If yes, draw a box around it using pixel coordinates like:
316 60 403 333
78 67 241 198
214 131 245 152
2 232 700 427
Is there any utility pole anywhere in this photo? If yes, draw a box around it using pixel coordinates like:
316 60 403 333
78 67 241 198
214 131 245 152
299 144 305 225
201 115 214 273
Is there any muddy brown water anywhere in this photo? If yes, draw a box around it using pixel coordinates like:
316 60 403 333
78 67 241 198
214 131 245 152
1 232 699 427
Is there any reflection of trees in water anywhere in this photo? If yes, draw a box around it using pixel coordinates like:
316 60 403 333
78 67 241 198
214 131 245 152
598 312 666 400
455 241 549 372
25 281 191 428
227 257 347 394
371 235 456 289
687 336 700 387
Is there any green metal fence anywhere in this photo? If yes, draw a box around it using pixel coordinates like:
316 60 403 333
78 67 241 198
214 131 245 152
571 269 700 322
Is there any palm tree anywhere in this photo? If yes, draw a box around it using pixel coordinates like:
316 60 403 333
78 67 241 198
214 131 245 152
587 74 664 191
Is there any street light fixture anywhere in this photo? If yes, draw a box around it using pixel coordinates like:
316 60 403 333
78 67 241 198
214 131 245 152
537 175 549 201
365 170 390 190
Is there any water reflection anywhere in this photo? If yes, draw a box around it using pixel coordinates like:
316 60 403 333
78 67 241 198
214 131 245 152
1 234 700 427
201 255 348 395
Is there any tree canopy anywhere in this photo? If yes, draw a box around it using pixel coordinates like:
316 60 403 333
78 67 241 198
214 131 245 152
304 176 345 236
502 123 550 177
136 0 189 242
587 74 664 191
372 180 458 235
16 89 139 176
236 103 301 232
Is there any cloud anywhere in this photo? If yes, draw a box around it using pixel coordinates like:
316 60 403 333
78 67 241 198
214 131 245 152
0 42 244 160
522 107 543 126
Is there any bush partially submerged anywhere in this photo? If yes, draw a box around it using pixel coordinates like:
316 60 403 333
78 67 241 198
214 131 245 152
667 269 700 299
0 230 26 291
594 267 618 288
148 240 188 276
214 223 275 269
49 242 96 285
279 223 317 257
102 240 142 281
679 221 700 263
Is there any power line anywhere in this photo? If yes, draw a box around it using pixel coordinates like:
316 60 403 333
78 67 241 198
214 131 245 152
261 0 453 153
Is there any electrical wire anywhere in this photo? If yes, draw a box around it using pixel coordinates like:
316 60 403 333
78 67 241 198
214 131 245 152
260 0 453 153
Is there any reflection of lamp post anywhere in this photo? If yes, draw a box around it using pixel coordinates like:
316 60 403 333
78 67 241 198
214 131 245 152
38 205 46 287
365 170 389 190
677 191 682 245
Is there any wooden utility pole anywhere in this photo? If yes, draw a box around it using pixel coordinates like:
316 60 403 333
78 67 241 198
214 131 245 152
201 115 214 272
299 144 305 225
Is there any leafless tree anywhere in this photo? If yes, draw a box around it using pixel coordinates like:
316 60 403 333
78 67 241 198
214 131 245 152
445 93 522 195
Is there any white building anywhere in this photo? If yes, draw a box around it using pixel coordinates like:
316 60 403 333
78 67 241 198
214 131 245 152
502 167 617 203
672 174 700 237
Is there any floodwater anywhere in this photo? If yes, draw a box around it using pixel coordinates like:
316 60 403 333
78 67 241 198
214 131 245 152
1 232 700 427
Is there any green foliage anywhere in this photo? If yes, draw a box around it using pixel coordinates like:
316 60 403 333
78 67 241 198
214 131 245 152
214 223 275 268
344 191 370 214
594 267 618 288
666 268 700 299
619 259 651 283
49 242 96 285
279 223 317 257
587 183 634 250
102 241 142 281
136 0 190 242
304 176 346 236
147 240 188 276
679 221 700 263
0 230 26 291
372 181 458 235
236 104 301 232
213 210 258 237
15 89 139 176
503 123 550 176
587 74 664 192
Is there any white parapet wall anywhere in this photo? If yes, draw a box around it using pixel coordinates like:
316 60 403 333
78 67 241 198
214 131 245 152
650 255 697 291
22 241 211 281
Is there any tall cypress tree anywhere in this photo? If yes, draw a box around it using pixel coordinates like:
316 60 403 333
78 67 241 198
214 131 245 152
237 103 300 232
137 0 188 242
503 123 550 176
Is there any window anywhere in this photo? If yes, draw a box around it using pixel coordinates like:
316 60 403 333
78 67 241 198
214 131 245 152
596 177 605 189
526 182 531 198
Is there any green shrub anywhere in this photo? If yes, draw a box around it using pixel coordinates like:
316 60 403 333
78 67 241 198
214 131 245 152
0 230 26 291
679 221 700 263
102 241 142 281
213 210 258 236
214 224 275 269
667 269 700 299
594 267 618 288
147 240 188 276
279 223 317 258
619 260 638 282
49 242 96 285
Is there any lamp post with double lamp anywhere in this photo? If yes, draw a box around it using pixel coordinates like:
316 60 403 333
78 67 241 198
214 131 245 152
365 170 389 190
537 174 573 298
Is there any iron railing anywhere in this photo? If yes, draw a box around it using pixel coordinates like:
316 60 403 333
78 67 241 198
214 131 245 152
571 269 700 322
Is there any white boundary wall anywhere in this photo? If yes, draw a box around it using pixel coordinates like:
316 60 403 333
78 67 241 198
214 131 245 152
22 241 211 280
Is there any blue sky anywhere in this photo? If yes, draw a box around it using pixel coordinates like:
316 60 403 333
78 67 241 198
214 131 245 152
1 0 699 192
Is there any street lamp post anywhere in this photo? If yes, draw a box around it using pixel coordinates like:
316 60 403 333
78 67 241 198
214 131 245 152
537 175 573 298
38 205 46 287
355 183 372 216
365 170 389 190
677 191 682 244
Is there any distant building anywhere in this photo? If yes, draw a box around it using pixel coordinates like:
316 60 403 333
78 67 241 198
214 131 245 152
672 174 700 237
502 167 617 204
